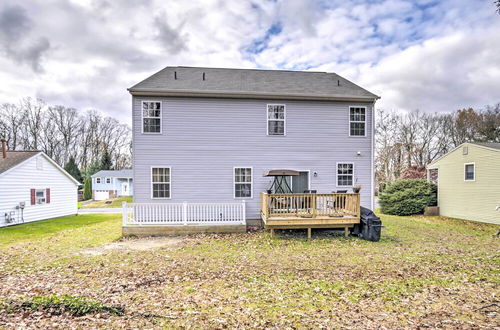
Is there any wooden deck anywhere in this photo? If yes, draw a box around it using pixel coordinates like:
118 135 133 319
260 192 361 238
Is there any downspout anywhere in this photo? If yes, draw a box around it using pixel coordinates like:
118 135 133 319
371 100 376 210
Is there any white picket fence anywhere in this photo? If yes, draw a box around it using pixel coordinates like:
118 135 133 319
122 201 246 226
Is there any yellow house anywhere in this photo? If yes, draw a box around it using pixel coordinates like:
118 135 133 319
427 142 500 224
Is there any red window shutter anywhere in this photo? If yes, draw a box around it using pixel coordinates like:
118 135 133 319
31 189 36 205
46 188 51 204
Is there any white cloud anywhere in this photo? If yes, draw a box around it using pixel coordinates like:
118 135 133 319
0 0 498 124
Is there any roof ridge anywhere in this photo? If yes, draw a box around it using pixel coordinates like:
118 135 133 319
6 150 41 153
173 66 332 74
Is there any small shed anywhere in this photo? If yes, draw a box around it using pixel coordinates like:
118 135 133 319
427 142 500 224
0 145 80 227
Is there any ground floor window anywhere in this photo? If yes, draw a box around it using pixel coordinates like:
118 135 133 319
36 189 46 204
234 167 252 198
337 163 354 186
152 167 171 198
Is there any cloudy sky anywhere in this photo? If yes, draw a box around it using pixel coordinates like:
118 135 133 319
0 0 499 123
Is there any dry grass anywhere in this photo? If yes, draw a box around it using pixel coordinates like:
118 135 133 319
0 213 498 328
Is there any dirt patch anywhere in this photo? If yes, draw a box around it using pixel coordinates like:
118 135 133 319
79 237 184 255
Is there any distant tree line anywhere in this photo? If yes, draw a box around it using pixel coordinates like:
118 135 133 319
0 97 131 180
376 103 500 188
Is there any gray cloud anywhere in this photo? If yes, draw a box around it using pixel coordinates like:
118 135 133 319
0 4 50 72
154 13 188 54
0 0 498 125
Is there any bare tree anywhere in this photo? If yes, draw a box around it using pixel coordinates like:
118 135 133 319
0 103 25 149
21 97 46 150
0 97 132 176
48 105 82 165
375 104 499 189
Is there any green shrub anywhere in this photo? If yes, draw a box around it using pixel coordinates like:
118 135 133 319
379 179 437 216
21 295 124 316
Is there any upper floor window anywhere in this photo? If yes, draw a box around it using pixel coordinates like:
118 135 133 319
464 163 475 181
349 107 366 136
267 104 285 136
234 167 252 198
96 177 101 184
152 167 170 198
142 101 161 134
337 163 354 186
106 177 112 184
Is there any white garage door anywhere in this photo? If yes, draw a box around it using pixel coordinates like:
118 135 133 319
94 190 109 201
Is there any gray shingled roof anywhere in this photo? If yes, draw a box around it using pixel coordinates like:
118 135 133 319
92 169 133 178
470 142 500 150
128 66 379 101
0 151 40 175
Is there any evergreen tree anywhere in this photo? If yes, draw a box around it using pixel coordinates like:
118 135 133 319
64 156 83 183
83 177 92 200
82 162 101 179
100 149 113 170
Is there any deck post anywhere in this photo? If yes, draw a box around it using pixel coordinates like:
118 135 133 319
307 227 312 240
270 228 274 237
311 195 317 217
182 201 188 225
241 200 246 224
122 201 127 226
344 227 349 237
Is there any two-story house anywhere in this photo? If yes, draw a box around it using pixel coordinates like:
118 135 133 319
91 169 133 200
126 66 379 235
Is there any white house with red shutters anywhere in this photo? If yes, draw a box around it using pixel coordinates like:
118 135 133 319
0 140 79 227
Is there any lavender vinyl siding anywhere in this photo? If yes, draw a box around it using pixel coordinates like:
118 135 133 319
132 97 374 220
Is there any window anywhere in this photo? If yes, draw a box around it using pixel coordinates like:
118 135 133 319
152 167 170 198
36 189 46 204
464 163 475 181
463 146 468 155
349 107 366 136
267 104 285 135
337 163 354 186
142 101 161 133
106 177 112 184
234 167 252 198
96 178 101 184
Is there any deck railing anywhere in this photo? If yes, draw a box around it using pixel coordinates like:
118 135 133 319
260 193 360 219
123 201 246 226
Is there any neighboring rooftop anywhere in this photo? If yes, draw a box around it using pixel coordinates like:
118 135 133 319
0 151 40 175
128 66 379 101
470 142 500 151
92 169 133 178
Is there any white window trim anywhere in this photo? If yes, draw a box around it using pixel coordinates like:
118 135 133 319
95 177 101 184
35 189 46 205
464 162 475 182
105 177 112 184
348 106 367 137
336 162 355 187
233 167 253 199
141 100 162 135
150 166 171 199
266 104 286 136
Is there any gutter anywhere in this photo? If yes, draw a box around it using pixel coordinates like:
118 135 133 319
128 88 380 102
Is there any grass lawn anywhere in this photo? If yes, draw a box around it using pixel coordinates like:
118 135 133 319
0 213 498 328
80 196 133 208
